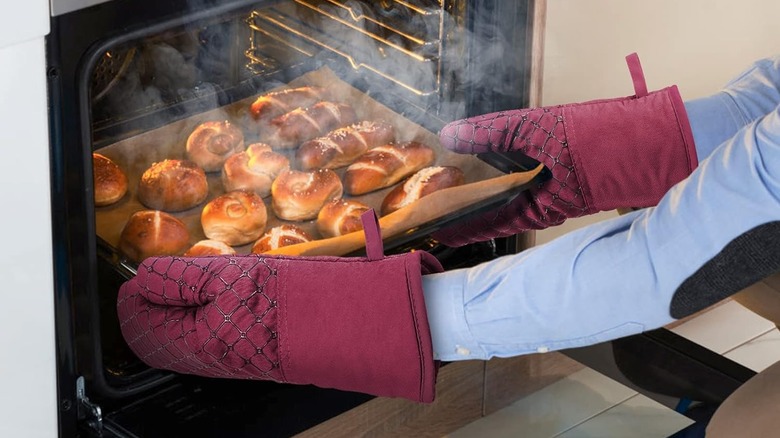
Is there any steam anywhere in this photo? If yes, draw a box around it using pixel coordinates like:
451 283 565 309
93 19 232 164
94 0 530 147
94 3 238 130
269 1 527 122
437 3 531 118
298 1 444 110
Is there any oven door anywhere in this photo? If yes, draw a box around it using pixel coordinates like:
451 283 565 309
47 0 537 436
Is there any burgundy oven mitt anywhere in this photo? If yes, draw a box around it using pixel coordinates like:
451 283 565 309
117 210 443 403
434 53 698 247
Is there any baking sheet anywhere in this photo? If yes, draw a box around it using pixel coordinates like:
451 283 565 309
94 67 504 259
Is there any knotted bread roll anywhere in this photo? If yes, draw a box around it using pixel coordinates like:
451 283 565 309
343 141 435 195
186 120 245 172
250 86 327 120
271 169 343 221
221 143 290 198
381 166 465 215
269 102 357 149
316 198 371 238
296 120 395 171
201 190 268 246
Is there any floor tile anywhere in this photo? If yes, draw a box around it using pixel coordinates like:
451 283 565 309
724 328 780 372
555 394 694 438
445 368 636 438
670 299 776 354
449 285 780 438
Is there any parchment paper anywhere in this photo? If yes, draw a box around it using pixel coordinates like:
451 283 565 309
95 67 503 258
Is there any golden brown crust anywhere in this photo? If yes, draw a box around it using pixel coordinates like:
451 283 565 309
119 210 190 262
93 153 128 206
250 86 327 120
296 120 396 171
271 169 344 221
343 141 436 195
269 102 358 149
137 159 209 212
201 190 268 246
185 120 245 172
251 224 313 254
381 166 465 215
221 143 290 197
316 198 371 238
183 239 237 257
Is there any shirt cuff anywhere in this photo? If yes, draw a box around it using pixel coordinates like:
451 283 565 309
422 269 488 361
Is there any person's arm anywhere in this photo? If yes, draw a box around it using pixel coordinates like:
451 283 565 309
686 55 780 159
424 106 780 362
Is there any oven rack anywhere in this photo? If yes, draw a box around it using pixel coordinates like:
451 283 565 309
246 0 444 96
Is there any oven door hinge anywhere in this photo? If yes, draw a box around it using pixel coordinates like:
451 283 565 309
76 376 103 432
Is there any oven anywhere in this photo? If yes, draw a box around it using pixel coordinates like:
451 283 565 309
44 0 541 436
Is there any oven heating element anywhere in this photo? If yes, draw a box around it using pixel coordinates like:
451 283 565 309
246 0 444 96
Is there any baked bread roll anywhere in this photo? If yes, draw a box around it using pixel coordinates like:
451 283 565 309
316 198 371 238
250 86 327 120
269 102 357 149
222 143 290 197
93 153 128 206
271 169 343 221
119 210 190 262
183 239 237 257
344 141 435 195
296 120 396 171
186 120 245 172
201 190 268 246
138 159 209 212
381 166 465 215
251 225 313 254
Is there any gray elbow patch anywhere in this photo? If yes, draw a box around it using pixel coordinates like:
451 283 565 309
670 222 780 319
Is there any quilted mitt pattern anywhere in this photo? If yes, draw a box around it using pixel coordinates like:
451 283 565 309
117 210 444 402
434 55 698 247
434 107 585 246
118 255 283 380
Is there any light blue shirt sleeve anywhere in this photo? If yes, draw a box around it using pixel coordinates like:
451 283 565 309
685 55 780 159
423 106 780 362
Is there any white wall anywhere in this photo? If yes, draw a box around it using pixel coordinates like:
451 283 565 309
536 0 780 245
0 23 58 438
0 1 56 437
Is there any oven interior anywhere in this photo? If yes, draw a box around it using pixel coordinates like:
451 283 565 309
49 0 537 435
92 0 452 147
